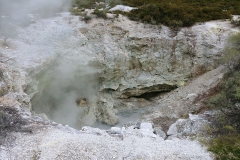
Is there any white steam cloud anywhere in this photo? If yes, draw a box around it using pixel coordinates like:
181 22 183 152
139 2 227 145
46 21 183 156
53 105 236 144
32 57 100 129
0 0 72 40
0 0 71 17
0 0 102 128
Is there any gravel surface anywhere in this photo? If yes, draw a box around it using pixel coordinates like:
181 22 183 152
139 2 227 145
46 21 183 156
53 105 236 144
0 126 213 160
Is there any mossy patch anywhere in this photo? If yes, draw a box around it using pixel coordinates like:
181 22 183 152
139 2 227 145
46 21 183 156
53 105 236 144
208 134 240 160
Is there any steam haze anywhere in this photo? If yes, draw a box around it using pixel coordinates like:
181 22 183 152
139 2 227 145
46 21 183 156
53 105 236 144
32 57 100 129
0 0 71 16
0 0 72 35
0 0 102 128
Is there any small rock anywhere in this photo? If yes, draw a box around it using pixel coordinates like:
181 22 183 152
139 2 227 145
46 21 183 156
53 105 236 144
189 114 200 120
185 93 198 101
154 128 166 139
110 127 122 134
140 122 153 132
167 122 178 136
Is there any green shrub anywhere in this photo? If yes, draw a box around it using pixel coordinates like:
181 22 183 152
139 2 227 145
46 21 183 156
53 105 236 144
73 0 99 9
70 8 83 16
72 0 240 27
207 32 240 136
208 134 240 160
108 0 123 8
92 9 108 19
208 70 240 132
125 1 231 28
219 33 240 68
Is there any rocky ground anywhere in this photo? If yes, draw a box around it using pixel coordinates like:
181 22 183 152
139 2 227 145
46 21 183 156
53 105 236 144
0 11 239 159
1 124 213 160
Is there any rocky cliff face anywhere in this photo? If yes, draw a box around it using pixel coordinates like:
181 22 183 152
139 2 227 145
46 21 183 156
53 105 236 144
64 14 238 126
81 15 237 99
0 12 239 129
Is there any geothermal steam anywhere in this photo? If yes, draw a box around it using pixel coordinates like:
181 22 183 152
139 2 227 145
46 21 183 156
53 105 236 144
0 0 72 42
0 0 102 128
32 57 100 129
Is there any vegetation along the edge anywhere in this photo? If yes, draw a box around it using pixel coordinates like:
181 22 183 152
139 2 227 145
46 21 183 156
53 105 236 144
206 33 240 160
72 0 240 28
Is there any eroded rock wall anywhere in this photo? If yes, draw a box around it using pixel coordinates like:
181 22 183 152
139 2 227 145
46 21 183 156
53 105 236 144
78 15 238 98
0 13 239 127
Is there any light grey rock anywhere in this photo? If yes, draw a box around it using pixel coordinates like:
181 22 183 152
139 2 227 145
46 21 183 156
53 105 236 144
145 65 227 133
167 113 212 138
154 127 167 139
110 127 122 134
140 122 153 132
167 121 179 136
78 16 238 99
185 93 198 101
109 5 136 12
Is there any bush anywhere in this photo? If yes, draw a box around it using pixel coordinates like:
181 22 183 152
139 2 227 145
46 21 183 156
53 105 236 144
219 33 240 69
208 134 240 160
72 0 240 27
208 69 240 132
73 0 99 9
92 9 108 19
125 1 231 27
206 33 240 158
70 8 83 16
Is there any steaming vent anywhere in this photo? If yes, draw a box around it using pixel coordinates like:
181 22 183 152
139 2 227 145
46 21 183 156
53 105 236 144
30 56 102 129
2 0 148 130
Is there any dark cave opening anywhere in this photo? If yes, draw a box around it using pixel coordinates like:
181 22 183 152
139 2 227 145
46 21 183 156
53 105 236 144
133 91 169 101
